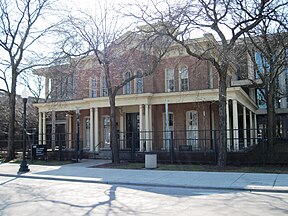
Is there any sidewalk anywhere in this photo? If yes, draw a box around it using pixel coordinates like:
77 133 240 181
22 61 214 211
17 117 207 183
0 159 288 193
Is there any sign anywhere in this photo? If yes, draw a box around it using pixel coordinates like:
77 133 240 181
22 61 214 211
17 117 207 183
31 144 47 159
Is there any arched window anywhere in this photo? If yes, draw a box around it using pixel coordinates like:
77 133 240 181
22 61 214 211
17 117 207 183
179 66 188 91
124 71 131 94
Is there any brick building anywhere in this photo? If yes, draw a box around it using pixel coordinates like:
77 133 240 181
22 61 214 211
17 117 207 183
34 34 259 159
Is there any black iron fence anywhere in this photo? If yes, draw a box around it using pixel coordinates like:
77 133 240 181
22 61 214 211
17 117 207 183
118 129 288 164
1 128 288 164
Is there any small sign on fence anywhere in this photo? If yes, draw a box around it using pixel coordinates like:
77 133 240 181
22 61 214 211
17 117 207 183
31 144 47 160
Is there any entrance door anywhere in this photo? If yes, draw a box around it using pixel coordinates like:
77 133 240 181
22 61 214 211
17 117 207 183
126 113 140 150
186 111 199 149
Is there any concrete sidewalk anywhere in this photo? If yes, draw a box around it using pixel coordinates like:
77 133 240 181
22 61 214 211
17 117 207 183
0 159 288 193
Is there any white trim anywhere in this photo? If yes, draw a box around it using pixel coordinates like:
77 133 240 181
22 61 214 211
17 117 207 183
83 116 90 150
165 68 175 92
123 71 131 95
179 65 189 91
162 112 174 150
186 110 199 148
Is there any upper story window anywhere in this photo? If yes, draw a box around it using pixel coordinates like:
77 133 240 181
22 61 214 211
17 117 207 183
257 89 266 109
165 68 175 92
124 71 131 94
255 52 270 78
135 70 143 94
90 78 97 98
179 66 188 91
101 75 108 97
52 74 75 101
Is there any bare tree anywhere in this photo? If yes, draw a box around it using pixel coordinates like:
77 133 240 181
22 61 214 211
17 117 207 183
57 2 170 163
125 0 286 166
243 8 288 145
0 0 58 161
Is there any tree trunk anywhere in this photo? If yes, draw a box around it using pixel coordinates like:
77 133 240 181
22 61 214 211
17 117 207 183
217 70 227 167
267 85 275 148
109 94 120 164
6 69 18 161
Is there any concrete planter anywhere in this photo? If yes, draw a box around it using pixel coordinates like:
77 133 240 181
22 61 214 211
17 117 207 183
145 154 157 169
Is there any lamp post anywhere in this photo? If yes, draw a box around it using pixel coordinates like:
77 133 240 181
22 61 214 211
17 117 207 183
18 89 30 173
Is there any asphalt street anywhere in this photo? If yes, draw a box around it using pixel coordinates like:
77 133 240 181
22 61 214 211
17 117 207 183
0 176 288 216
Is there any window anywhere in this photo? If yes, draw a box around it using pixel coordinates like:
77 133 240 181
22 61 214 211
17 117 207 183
101 76 108 97
163 112 174 150
165 68 175 92
84 117 90 149
186 110 199 149
103 116 110 147
257 89 266 109
90 78 97 98
179 66 188 91
255 52 270 78
124 72 131 94
135 70 143 94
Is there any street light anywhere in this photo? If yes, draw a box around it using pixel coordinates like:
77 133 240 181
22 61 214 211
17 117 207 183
18 88 30 173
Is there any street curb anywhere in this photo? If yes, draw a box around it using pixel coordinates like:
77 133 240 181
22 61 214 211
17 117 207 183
1 173 288 194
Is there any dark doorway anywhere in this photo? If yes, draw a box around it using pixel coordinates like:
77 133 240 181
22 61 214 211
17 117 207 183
126 113 140 150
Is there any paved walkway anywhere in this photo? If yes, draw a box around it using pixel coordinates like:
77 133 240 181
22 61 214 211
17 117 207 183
0 159 287 193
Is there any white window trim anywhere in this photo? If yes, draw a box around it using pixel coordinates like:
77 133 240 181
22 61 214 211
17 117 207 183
83 116 90 150
134 70 143 94
102 115 110 147
162 112 174 150
165 68 175 92
186 110 199 149
90 77 97 98
123 71 131 95
101 75 108 97
179 66 189 91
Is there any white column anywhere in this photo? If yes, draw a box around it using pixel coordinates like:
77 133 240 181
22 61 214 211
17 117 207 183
232 100 239 151
148 104 152 151
43 112 46 145
145 104 150 152
68 114 72 149
249 110 254 145
243 107 247 148
94 108 99 152
254 113 258 144
38 112 42 144
226 101 231 151
139 105 144 151
90 108 94 152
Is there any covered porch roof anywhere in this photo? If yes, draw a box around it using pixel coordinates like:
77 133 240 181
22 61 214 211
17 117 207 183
34 87 258 113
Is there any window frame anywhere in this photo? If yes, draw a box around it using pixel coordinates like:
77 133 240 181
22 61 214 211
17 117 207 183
124 71 131 95
135 70 143 94
179 66 189 91
165 68 175 92
90 77 97 98
101 75 108 97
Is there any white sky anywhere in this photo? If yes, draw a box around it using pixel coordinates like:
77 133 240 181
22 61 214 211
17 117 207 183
0 0 226 98
0 0 135 97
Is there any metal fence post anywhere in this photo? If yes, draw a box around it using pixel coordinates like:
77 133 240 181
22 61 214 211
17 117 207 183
131 132 135 162
170 131 174 164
